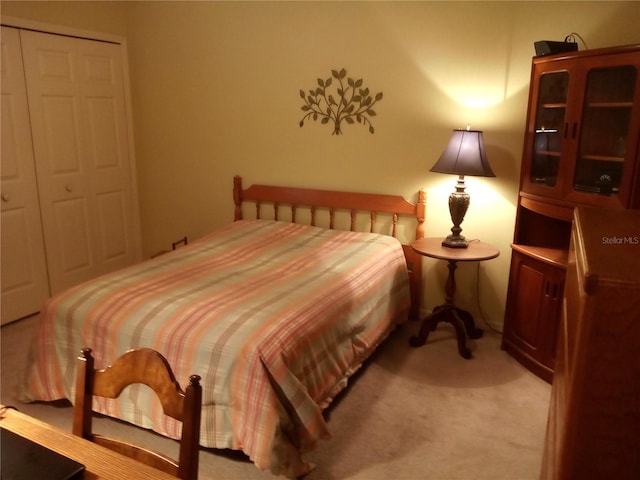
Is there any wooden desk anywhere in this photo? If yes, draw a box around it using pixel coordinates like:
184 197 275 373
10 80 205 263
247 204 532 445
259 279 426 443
0 405 177 480
409 237 499 359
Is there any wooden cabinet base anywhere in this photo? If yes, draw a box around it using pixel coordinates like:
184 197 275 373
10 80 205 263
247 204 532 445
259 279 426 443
501 339 554 384
541 207 640 480
502 250 565 383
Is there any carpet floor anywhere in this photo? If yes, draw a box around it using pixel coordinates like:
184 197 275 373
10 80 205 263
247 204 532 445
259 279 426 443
1 314 551 479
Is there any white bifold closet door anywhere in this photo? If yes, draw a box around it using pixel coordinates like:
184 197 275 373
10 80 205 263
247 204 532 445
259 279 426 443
1 27 50 324
1 26 140 324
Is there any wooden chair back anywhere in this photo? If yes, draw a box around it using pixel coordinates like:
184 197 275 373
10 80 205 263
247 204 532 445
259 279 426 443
72 347 202 480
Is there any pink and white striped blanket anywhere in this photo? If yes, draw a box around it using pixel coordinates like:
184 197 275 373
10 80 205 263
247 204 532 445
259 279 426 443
20 219 410 477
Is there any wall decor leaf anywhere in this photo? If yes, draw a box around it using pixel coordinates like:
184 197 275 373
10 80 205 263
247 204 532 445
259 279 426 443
299 68 383 135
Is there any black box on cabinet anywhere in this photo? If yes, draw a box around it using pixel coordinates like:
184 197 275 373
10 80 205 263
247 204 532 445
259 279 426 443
534 40 578 57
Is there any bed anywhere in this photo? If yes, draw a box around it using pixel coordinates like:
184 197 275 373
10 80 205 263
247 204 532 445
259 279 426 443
20 176 426 477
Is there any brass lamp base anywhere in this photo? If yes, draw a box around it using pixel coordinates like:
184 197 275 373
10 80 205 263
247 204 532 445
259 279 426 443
443 175 470 249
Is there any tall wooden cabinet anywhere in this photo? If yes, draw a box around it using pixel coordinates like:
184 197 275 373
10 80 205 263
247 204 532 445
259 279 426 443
1 24 141 324
502 44 640 382
541 206 640 480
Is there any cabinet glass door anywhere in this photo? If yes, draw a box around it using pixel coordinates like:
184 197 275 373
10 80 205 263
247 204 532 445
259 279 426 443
574 65 638 196
530 71 570 187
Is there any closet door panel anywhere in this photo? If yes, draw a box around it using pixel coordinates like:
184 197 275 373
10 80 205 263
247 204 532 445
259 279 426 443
53 197 92 272
80 40 136 273
20 31 92 293
96 191 127 260
20 30 138 294
0 26 50 324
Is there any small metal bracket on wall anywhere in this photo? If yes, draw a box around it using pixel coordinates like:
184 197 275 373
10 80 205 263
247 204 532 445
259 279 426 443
299 68 383 135
172 236 188 250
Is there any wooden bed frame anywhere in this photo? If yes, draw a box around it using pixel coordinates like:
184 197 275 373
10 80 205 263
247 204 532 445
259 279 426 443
232 175 426 319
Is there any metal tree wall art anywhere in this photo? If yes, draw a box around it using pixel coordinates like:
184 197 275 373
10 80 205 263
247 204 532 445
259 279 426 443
299 68 383 135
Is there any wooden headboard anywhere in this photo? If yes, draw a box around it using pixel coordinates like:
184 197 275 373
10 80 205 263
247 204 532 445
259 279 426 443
232 175 426 319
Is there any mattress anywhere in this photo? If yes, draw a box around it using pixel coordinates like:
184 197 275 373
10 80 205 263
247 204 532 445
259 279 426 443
20 219 411 476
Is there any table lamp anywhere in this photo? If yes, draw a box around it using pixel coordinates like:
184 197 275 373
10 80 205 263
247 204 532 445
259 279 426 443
430 127 495 248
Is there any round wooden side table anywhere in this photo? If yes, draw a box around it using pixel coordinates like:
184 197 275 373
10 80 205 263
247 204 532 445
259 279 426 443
409 237 499 359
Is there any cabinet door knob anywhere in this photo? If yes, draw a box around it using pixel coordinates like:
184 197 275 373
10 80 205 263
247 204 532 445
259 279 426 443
65 184 73 192
1 193 10 202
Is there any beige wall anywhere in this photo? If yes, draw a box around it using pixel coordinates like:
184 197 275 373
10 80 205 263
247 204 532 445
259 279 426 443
3 1 639 328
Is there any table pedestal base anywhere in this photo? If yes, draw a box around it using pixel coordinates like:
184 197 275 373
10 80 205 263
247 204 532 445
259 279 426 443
409 304 483 359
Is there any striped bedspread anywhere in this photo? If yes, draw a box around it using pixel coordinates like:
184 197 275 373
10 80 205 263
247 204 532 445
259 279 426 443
20 219 410 477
